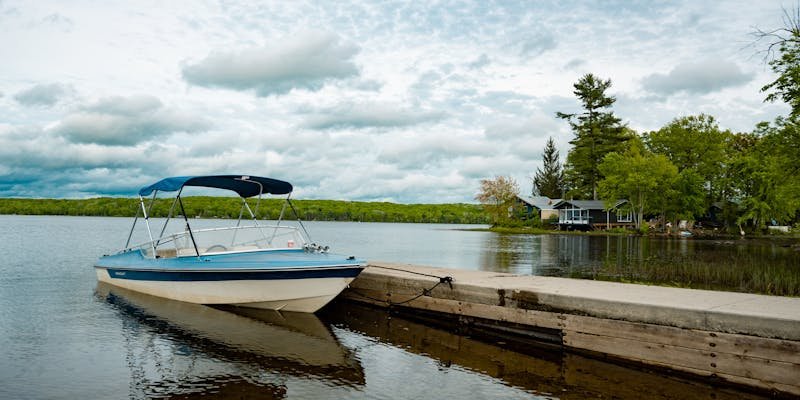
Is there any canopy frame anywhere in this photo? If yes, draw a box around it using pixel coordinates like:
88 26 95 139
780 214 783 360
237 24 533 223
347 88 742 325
123 175 305 258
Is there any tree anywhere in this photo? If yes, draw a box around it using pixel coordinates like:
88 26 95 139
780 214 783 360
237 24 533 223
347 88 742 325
643 114 728 205
663 169 706 224
556 73 629 199
754 7 800 118
532 137 565 198
732 118 800 230
597 138 678 229
475 176 520 226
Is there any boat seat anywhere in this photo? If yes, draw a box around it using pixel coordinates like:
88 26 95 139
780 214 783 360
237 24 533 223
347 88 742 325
155 248 177 258
178 247 205 256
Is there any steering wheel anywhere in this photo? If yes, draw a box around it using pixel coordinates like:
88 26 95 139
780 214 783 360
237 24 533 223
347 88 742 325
206 244 228 253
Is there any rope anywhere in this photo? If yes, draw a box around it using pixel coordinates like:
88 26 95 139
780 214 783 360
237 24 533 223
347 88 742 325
348 266 454 307
368 264 452 279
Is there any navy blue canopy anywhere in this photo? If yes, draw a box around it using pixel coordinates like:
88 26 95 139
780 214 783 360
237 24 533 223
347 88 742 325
138 175 293 198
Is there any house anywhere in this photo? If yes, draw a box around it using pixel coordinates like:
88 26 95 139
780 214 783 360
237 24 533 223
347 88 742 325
515 195 561 222
552 199 634 230
697 201 726 228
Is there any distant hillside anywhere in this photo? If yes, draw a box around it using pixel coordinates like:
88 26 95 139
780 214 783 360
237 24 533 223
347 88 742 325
0 197 489 224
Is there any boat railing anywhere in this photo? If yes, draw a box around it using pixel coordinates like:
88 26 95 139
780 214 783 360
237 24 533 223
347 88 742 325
130 225 306 258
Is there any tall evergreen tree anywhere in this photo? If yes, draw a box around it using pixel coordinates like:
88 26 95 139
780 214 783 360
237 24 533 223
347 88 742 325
532 136 565 198
556 74 629 199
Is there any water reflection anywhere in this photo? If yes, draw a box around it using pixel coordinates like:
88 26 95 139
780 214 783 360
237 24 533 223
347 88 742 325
478 234 800 295
96 283 364 398
322 301 767 400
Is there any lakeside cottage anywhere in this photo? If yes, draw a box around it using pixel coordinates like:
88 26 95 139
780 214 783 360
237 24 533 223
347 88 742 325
552 199 634 230
515 195 561 222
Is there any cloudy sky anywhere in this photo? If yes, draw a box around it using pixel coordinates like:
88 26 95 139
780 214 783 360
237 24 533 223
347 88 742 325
0 0 790 202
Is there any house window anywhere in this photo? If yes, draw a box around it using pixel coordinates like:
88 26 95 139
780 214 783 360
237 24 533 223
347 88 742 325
617 210 632 222
560 208 589 223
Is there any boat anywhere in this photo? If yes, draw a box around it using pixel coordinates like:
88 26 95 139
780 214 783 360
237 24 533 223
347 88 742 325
95 175 365 313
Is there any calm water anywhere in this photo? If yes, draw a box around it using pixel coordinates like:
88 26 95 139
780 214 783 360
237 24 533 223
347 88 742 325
0 215 783 399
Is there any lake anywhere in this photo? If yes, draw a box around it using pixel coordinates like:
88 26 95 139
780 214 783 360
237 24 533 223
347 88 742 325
0 215 786 399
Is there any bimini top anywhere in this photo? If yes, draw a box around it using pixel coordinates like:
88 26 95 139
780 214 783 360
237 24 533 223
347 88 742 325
138 175 293 198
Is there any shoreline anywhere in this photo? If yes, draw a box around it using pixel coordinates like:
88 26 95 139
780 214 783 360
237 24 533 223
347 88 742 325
465 226 800 242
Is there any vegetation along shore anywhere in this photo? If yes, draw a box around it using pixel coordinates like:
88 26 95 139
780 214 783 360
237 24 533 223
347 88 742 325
0 197 489 224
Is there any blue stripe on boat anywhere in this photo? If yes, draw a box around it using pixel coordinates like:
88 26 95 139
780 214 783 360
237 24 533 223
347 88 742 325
104 266 363 281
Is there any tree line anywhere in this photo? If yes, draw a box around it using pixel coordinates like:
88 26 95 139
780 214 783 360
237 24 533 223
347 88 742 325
0 197 489 224
479 10 800 233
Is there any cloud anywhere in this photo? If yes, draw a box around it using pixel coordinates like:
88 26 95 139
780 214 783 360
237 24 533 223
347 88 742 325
484 114 560 140
51 95 210 145
39 13 74 32
563 58 586 70
182 31 359 96
0 1 789 201
518 31 556 57
376 133 485 169
0 124 186 197
13 83 71 106
301 102 446 130
467 54 491 69
641 60 754 96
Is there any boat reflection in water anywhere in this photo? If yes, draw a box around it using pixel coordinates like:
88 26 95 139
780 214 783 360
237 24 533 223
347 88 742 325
96 282 364 399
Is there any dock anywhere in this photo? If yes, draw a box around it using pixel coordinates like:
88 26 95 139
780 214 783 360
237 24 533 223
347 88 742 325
342 262 800 397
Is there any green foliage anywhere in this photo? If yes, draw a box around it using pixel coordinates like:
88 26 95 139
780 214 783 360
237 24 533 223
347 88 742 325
644 114 728 206
732 118 800 230
667 169 707 221
759 10 800 118
556 74 629 199
0 197 490 224
532 136 565 198
598 137 679 228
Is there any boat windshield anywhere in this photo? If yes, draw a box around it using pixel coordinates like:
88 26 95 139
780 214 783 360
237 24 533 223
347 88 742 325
123 175 316 259
133 225 307 258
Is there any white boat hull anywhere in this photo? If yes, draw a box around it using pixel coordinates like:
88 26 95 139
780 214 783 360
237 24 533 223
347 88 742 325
96 268 355 313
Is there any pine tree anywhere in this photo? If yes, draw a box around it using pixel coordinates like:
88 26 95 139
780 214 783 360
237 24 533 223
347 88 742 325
556 74 629 199
532 137 564 198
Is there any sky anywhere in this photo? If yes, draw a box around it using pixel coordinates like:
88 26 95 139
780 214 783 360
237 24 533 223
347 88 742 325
0 0 791 202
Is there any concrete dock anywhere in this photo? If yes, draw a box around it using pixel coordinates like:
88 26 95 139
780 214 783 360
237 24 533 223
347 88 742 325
342 262 800 397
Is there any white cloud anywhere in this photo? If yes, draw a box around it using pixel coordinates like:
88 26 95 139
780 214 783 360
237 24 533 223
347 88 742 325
13 83 72 106
517 31 557 57
642 60 754 96
301 102 445 130
182 30 359 96
51 95 210 145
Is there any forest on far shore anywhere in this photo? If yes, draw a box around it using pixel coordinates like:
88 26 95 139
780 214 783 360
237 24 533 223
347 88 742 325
0 197 489 224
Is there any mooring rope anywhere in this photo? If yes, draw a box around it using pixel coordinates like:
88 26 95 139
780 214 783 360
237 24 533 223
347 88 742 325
368 264 452 279
348 265 454 307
